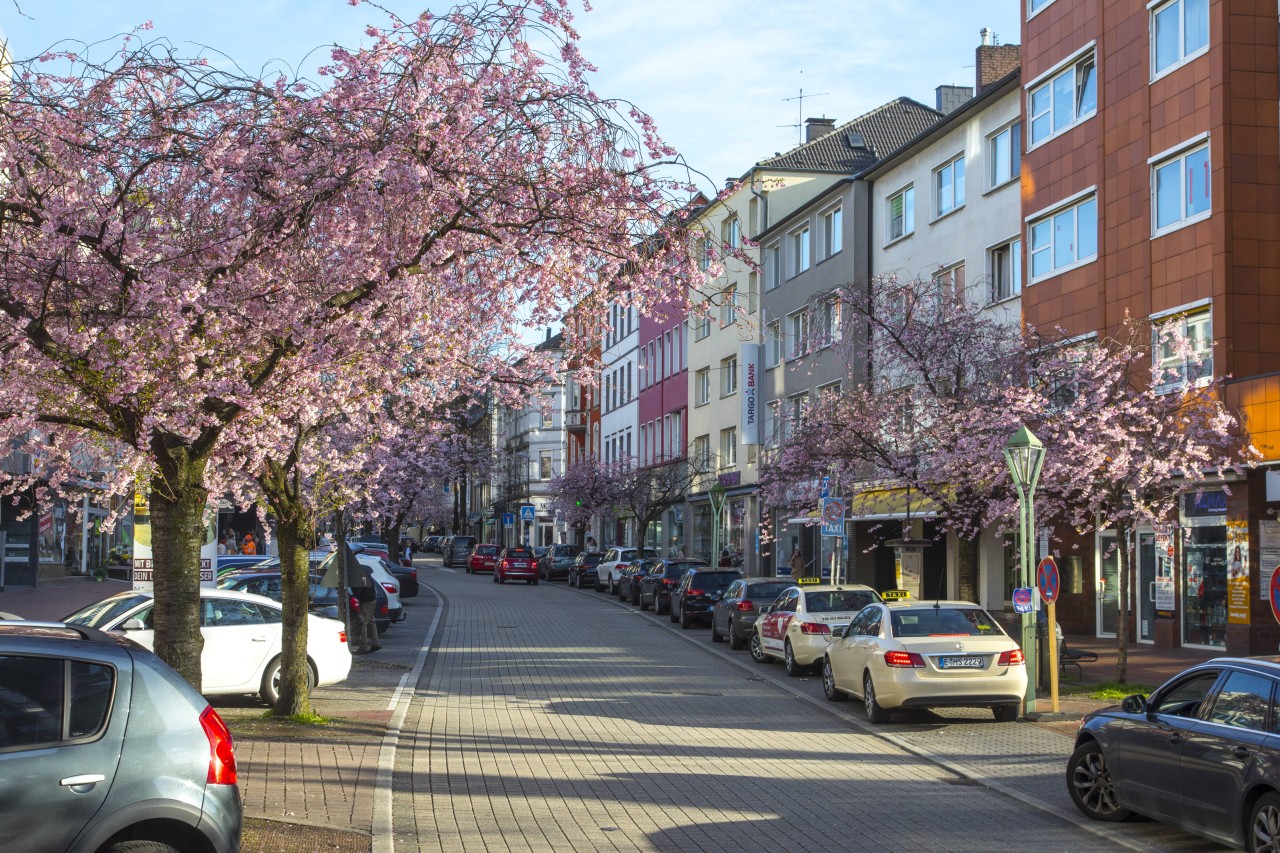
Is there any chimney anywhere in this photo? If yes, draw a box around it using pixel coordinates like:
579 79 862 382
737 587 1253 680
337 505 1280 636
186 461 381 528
805 117 836 143
935 85 973 115
975 30 1020 94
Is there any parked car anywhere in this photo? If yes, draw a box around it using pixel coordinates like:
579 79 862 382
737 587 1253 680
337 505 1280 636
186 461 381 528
539 544 580 581
616 558 657 604
822 600 1026 723
751 582 882 676
351 542 392 562
494 546 539 584
670 568 742 628
217 569 391 634
711 578 795 650
424 535 442 553
0 621 243 852
444 535 476 567
438 536 453 559
63 587 352 706
215 554 272 576
354 554 403 624
533 546 549 562
348 534 384 546
596 546 658 593
567 552 605 589
467 543 502 574
638 559 709 614
1065 657 1280 850
390 563 419 597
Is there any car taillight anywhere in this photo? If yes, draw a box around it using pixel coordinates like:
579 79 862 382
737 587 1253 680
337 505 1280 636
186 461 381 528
798 622 830 635
688 588 704 596
339 630 347 644
379 603 388 616
410 571 417 580
200 706 237 785
382 583 397 594
737 600 756 612
998 649 1025 666
661 578 674 587
884 650 926 668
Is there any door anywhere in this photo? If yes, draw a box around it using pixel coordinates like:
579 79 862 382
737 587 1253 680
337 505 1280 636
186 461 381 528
199 597 277 691
1138 532 1156 643
1097 531 1120 638
761 590 799 655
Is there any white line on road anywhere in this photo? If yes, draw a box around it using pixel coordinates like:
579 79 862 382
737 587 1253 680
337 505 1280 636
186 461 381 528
372 584 443 853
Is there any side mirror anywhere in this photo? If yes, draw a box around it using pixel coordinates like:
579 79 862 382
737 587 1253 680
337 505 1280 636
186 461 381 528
759 605 773 615
121 618 147 631
1121 694 1148 715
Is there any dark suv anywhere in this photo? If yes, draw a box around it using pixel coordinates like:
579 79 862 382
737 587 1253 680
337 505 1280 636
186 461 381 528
0 621 242 852
538 544 580 581
671 568 743 629
567 552 604 589
444 535 476 568
638 560 709 614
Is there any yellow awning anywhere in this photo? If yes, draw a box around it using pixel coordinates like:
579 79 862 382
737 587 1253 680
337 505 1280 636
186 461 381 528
847 486 940 521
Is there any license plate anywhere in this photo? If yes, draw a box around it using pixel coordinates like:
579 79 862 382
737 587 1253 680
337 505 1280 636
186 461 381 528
939 656 985 669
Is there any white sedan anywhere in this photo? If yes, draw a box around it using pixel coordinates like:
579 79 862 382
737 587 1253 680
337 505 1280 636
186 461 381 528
822 600 1027 723
750 582 882 676
63 587 352 705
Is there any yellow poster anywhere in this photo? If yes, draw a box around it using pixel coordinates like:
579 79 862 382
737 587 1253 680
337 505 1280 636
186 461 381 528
1228 519 1250 625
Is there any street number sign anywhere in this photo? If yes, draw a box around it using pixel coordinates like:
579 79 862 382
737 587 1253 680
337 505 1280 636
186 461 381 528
1036 556 1060 604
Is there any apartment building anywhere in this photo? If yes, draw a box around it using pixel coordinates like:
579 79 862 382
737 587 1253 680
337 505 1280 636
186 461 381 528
599 301 639 547
637 288 690 556
1021 0 1280 652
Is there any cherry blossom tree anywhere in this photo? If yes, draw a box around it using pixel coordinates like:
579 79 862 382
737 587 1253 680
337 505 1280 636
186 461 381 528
547 456 629 537
0 1 701 686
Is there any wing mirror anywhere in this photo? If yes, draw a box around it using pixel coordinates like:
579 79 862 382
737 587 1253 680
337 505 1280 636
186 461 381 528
759 605 772 614
1121 694 1148 715
120 618 147 631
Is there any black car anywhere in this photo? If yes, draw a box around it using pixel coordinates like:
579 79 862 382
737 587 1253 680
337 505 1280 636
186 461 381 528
538 544 580 581
1068 656 1280 850
711 578 795 649
567 552 604 589
217 570 391 634
390 564 419 598
638 560 709 614
670 568 742 628
617 558 657 604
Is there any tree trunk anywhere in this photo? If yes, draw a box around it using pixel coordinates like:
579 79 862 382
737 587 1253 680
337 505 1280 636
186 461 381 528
147 454 209 689
261 463 313 717
1116 521 1131 684
955 536 979 603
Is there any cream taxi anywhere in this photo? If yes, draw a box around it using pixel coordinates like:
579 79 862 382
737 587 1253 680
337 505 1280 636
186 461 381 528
821 597 1027 723
749 580 882 677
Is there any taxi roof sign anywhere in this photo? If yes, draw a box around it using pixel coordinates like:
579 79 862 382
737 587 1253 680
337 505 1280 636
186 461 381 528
795 577 823 585
881 589 910 600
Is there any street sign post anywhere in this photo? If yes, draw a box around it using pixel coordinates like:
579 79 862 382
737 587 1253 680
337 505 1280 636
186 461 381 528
1012 587 1034 614
502 512 514 527
709 483 727 567
1269 565 1280 626
1036 556 1061 712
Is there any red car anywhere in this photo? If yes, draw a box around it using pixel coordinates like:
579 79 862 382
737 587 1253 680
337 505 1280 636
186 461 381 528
467 544 501 574
494 546 539 585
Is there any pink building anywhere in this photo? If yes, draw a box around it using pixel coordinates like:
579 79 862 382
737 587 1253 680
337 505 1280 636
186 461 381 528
637 295 689 555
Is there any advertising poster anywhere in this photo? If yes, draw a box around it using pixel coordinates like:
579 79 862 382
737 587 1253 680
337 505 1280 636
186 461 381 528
1154 530 1176 616
1261 520 1280 601
1228 519 1250 624
895 547 923 598
131 491 218 589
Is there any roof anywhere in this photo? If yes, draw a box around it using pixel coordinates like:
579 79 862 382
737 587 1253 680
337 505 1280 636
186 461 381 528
756 97 943 175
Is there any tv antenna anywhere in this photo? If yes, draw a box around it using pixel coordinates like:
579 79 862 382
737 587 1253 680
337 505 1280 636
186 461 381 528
779 73 829 145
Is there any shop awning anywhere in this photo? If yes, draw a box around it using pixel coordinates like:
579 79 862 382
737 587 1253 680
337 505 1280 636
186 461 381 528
847 486 940 521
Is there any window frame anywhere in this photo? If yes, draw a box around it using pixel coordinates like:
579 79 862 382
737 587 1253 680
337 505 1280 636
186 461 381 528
987 120 1022 191
933 153 966 219
1150 137 1211 237
1152 303 1213 394
765 320 781 369
720 427 738 468
989 237 1023 303
820 203 843 261
764 242 782 291
787 310 810 360
1028 0 1058 19
1026 188 1099 283
789 225 811 278
695 367 711 406
721 355 738 397
886 185 915 244
1150 0 1209 81
1026 45 1098 149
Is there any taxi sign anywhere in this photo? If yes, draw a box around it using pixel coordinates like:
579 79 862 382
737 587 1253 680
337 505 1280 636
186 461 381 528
881 589 910 600
1036 556 1060 604
796 577 823 585
1012 586 1035 614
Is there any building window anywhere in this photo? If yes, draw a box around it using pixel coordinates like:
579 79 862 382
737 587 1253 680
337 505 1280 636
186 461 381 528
764 242 782 291
816 382 841 403
695 367 711 406
932 262 965 305
721 355 738 396
693 434 711 469
1028 51 1097 146
723 216 741 250
720 285 737 327
989 238 1022 302
934 155 965 218
1152 0 1208 78
1029 193 1098 281
814 297 841 348
765 321 781 368
539 452 553 480
887 186 914 242
821 205 843 260
1152 141 1210 235
763 401 779 449
785 393 806 439
787 310 810 359
1028 0 1056 16
694 312 710 340
989 122 1021 189
720 427 738 469
672 411 682 458
790 226 810 277
1154 308 1213 391
696 233 711 271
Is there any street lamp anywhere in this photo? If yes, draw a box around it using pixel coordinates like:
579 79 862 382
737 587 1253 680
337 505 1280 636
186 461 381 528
1004 425 1045 716
709 482 726 566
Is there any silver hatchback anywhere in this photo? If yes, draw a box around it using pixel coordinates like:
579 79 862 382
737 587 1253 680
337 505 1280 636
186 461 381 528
0 622 242 852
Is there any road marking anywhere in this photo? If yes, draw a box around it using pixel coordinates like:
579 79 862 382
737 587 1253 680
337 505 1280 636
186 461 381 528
372 584 442 853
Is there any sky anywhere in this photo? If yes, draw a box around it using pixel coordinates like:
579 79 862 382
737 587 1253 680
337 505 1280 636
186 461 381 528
2 0 1023 197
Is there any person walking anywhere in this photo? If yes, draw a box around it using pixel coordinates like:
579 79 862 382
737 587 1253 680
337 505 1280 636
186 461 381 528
216 536 228 556
351 582 381 653
719 548 732 568
789 548 805 578
240 533 257 556
402 540 413 567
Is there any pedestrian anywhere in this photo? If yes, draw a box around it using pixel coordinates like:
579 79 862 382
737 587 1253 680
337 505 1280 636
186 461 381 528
225 535 239 555
351 581 381 653
586 535 597 551
402 540 413 567
789 548 804 578
241 533 257 556
719 548 732 568
216 536 228 556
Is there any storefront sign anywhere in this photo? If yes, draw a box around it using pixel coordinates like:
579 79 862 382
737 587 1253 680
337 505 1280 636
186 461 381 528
1227 519 1250 624
739 344 761 445
1183 489 1227 517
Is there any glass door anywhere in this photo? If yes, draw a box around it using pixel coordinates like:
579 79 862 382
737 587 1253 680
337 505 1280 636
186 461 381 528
1097 531 1119 637
1137 532 1156 643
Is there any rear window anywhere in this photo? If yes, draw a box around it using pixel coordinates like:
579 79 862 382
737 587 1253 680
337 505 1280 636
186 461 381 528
475 545 500 556
505 548 534 558
805 591 880 613
745 582 792 600
453 537 476 549
891 607 1003 638
579 553 603 565
665 562 707 577
693 572 740 586
554 545 578 556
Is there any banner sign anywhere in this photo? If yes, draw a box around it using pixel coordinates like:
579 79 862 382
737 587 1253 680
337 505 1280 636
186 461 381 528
740 344 761 445
1228 519 1250 624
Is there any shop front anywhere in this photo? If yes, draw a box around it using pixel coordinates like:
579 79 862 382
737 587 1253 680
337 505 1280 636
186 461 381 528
1181 489 1228 650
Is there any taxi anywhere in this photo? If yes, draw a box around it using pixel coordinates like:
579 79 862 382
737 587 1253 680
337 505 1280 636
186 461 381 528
750 579 881 677
821 597 1027 723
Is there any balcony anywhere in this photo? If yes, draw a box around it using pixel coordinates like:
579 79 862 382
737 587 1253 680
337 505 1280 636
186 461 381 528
564 410 588 432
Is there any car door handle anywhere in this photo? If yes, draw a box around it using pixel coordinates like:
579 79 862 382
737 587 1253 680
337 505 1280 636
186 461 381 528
1167 733 1183 745
60 774 105 789
251 636 267 642
1233 747 1252 759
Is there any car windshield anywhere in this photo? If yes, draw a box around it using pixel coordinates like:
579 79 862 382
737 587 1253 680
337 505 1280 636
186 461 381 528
806 591 880 613
476 545 500 556
555 546 577 556
63 594 152 627
891 607 1003 637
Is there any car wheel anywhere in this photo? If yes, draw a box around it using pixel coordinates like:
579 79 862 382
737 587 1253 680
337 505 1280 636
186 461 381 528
822 657 847 701
1067 741 1132 822
656 597 667 615
260 656 316 707
492 571 497 583
107 842 183 853
727 623 745 650
1248 791 1280 853
631 587 640 606
783 641 807 677
670 602 679 623
710 618 724 642
993 703 1019 723
863 672 889 724
527 578 535 585
749 632 770 664
680 606 693 629
639 591 650 611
